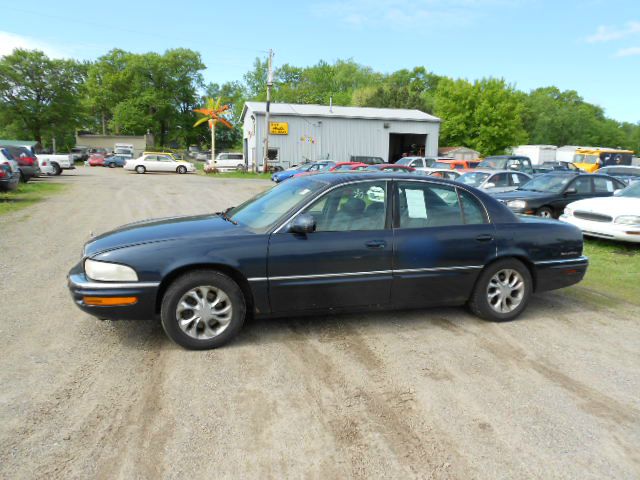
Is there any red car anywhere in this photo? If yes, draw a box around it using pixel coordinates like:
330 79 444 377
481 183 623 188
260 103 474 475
88 154 105 167
364 164 415 173
330 162 367 171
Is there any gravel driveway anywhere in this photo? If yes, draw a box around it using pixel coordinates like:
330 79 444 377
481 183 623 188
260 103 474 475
1 167 639 479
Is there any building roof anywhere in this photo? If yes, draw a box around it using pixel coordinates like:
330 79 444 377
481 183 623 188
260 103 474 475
241 102 440 123
438 146 479 154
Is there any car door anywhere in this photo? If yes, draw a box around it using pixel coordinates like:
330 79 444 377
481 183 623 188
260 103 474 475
592 175 624 198
267 180 393 312
552 176 593 211
485 173 510 193
391 181 496 307
143 155 161 171
157 155 176 172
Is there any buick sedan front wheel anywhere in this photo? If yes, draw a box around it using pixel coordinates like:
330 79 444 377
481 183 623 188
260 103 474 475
161 270 246 349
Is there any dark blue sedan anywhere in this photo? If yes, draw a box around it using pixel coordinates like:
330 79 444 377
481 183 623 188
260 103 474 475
103 155 128 168
68 172 588 349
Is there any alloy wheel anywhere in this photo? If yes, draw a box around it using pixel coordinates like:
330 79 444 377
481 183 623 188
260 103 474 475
175 286 233 340
486 269 525 313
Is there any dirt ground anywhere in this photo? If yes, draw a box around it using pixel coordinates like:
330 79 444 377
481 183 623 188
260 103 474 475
1 167 639 479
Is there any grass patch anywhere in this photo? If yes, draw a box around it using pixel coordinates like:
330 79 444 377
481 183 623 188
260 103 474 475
575 238 640 305
0 181 67 216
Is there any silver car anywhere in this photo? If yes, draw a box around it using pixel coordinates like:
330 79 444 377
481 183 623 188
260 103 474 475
457 169 532 193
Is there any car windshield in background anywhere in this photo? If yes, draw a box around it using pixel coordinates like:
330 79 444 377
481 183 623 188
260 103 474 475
478 158 506 169
618 182 640 198
458 172 490 186
431 162 450 168
227 177 327 232
334 164 355 171
600 167 640 176
395 158 416 166
518 174 572 193
574 154 598 165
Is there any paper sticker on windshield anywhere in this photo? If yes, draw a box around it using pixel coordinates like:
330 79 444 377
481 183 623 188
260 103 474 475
406 189 427 218
606 181 613 191
511 174 521 183
299 188 311 195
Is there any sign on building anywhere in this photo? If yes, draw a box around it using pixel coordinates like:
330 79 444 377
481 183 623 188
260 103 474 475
269 122 289 135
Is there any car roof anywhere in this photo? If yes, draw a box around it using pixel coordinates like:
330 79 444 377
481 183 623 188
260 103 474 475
460 169 526 175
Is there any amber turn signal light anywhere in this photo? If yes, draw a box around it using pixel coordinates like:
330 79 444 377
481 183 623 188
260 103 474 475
83 296 138 306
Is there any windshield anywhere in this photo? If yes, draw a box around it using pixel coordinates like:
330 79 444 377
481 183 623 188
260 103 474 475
600 167 640 176
478 158 507 169
618 182 640 198
334 164 355 171
227 177 327 232
431 162 450 169
396 158 414 166
574 154 598 164
458 172 490 186
518 174 572 193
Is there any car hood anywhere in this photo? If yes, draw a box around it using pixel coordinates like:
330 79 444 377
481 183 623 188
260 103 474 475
492 189 551 201
567 196 640 216
84 214 250 257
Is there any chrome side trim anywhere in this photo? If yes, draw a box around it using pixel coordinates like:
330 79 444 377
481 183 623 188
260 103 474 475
394 265 483 274
534 256 589 266
69 278 160 289
247 265 482 282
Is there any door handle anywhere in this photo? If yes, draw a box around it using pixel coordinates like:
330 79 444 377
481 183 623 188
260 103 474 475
475 234 493 242
365 240 387 249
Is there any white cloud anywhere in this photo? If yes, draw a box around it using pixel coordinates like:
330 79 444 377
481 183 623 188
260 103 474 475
586 21 640 43
615 46 640 57
311 0 510 29
0 31 67 58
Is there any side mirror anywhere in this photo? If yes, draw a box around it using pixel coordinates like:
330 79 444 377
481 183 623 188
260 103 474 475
484 182 496 189
565 187 577 195
289 213 316 234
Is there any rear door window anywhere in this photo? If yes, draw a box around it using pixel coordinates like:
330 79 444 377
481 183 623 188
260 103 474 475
593 177 616 193
397 182 463 228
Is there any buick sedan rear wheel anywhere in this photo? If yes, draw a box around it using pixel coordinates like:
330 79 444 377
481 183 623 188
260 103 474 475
161 270 246 349
468 258 532 322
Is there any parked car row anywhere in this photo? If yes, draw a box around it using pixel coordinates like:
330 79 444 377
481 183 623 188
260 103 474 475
0 144 66 191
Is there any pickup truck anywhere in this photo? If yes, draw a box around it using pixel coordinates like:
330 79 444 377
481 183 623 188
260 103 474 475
36 153 75 175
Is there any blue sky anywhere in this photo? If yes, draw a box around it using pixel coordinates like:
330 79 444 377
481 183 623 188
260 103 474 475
1 0 638 123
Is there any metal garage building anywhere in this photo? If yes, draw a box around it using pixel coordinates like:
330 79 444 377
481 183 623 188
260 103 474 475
241 102 440 170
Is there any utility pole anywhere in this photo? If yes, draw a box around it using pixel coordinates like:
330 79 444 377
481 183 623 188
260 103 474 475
262 49 274 174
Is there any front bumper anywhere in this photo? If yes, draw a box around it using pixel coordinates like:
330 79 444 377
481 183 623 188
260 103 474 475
560 215 640 243
68 263 160 320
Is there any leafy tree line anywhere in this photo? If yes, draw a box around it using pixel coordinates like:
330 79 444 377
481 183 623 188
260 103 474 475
1 49 639 156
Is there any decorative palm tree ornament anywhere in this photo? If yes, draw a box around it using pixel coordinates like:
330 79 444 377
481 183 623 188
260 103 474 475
193 98 233 169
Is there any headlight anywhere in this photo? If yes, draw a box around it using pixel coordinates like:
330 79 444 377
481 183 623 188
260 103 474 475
614 215 640 225
84 259 138 282
507 200 527 209
564 207 573 216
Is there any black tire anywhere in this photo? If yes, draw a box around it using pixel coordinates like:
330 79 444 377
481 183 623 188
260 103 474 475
468 258 532 322
177 165 187 174
135 165 146 174
536 206 554 219
160 270 246 350
236 164 245 172
19 171 27 183
108 162 116 168
52 163 62 176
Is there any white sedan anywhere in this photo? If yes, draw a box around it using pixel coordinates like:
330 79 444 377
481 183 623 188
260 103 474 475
124 154 196 174
560 182 640 243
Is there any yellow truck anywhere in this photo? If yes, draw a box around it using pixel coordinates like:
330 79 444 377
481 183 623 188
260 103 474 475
573 148 634 173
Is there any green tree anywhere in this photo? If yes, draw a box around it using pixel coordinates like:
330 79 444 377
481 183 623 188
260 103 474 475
0 49 85 147
434 77 528 155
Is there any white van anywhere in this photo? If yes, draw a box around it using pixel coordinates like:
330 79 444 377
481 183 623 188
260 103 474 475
207 152 246 171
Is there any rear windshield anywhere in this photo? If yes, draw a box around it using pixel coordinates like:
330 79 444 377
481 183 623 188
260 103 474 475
458 172 490 186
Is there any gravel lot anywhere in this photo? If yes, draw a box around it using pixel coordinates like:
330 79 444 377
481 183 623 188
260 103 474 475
1 167 639 479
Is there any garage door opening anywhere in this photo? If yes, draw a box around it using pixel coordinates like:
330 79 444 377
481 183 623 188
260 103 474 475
388 133 427 163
